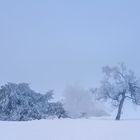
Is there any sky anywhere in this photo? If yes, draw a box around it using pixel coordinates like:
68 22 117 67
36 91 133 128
0 0 140 96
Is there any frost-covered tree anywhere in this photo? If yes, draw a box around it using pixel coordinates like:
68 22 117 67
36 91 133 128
63 85 108 118
0 83 67 121
47 102 68 119
98 63 140 120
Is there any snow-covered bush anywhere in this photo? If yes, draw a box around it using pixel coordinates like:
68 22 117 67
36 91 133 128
0 83 67 121
47 102 68 118
63 85 108 118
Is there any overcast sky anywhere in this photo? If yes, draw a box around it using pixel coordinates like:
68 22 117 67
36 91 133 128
0 0 140 96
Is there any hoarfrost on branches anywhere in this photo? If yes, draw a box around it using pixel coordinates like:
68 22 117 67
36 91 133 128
98 63 140 120
0 83 66 121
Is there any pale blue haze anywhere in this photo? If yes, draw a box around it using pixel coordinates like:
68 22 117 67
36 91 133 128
0 0 140 95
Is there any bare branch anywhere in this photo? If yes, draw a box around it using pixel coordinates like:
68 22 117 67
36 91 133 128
125 96 135 100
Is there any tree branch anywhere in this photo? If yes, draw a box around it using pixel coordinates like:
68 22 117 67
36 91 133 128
125 96 135 100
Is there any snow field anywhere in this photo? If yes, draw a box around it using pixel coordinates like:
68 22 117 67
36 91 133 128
0 119 140 140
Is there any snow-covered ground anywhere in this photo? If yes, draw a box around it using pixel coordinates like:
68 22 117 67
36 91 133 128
1 118 140 140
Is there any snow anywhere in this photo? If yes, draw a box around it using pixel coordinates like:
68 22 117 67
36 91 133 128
0 118 140 140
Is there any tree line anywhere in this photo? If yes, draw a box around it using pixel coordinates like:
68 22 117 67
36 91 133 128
0 63 140 121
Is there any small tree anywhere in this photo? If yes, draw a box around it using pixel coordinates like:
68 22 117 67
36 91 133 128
98 63 140 120
48 102 68 119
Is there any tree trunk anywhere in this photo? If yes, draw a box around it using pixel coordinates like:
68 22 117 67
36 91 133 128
115 94 125 120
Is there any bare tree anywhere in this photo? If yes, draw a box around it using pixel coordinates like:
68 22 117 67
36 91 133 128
98 63 140 120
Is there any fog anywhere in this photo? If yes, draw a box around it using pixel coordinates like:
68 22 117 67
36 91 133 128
0 0 140 96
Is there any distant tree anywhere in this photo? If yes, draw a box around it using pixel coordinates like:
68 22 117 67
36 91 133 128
63 85 108 118
98 63 140 120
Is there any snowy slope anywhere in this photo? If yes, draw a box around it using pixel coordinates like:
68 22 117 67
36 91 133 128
0 119 140 140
